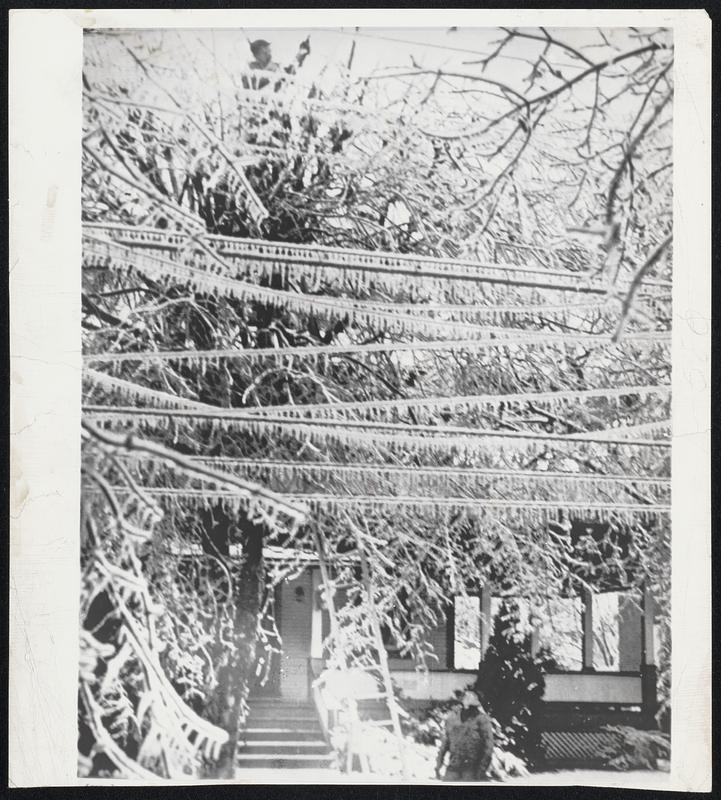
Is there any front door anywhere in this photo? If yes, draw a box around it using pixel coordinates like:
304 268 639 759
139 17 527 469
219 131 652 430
278 571 314 701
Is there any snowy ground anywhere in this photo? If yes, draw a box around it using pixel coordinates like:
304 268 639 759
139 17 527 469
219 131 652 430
233 768 672 788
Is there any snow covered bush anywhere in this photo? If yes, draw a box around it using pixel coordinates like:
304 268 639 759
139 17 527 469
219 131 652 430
598 725 670 771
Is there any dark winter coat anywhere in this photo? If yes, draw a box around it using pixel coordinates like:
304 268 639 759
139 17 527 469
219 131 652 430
436 706 494 780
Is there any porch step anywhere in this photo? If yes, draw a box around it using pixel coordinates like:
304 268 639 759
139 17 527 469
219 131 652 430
249 697 314 705
235 753 335 769
244 727 323 741
248 709 320 723
247 714 320 727
248 709 318 718
240 740 329 755
249 697 313 704
238 698 333 770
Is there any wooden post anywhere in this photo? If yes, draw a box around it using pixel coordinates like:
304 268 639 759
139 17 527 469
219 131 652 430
530 624 540 658
480 585 492 659
641 585 656 666
641 585 658 726
446 599 456 670
581 589 594 671
310 567 324 660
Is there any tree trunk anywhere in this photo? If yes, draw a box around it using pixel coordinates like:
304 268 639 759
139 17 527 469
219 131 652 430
203 510 265 779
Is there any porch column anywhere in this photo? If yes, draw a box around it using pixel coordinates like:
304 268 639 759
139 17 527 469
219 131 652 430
641 585 657 667
480 584 492 659
530 620 541 658
310 567 324 660
581 589 594 670
641 585 658 726
445 600 455 670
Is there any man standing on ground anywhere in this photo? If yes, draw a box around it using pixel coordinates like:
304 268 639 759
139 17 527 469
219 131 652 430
435 690 494 781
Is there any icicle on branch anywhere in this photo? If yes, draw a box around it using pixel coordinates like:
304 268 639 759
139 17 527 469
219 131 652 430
82 405 672 450
82 231 672 348
79 683 163 781
246 383 670 421
128 455 671 489
83 223 670 296
82 419 308 532
83 369 670 427
84 234 564 340
117 453 672 504
84 220 593 282
84 368 215 411
83 485 672 522
83 328 670 367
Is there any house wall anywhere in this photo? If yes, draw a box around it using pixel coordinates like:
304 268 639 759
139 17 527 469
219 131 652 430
390 670 643 705
389 669 474 701
283 568 651 708
387 618 449 671
308 568 451 670
543 672 643 704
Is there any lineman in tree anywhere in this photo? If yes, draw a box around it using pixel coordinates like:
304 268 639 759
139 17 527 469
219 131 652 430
435 690 494 782
242 37 311 90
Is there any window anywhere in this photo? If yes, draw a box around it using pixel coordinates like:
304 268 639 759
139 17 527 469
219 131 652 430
653 617 665 668
483 592 647 673
592 590 642 671
380 623 407 657
532 597 583 671
453 595 482 670
380 587 412 658
490 597 531 633
538 597 583 671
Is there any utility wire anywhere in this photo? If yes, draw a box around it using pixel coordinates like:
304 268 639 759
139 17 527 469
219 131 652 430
312 27 587 71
